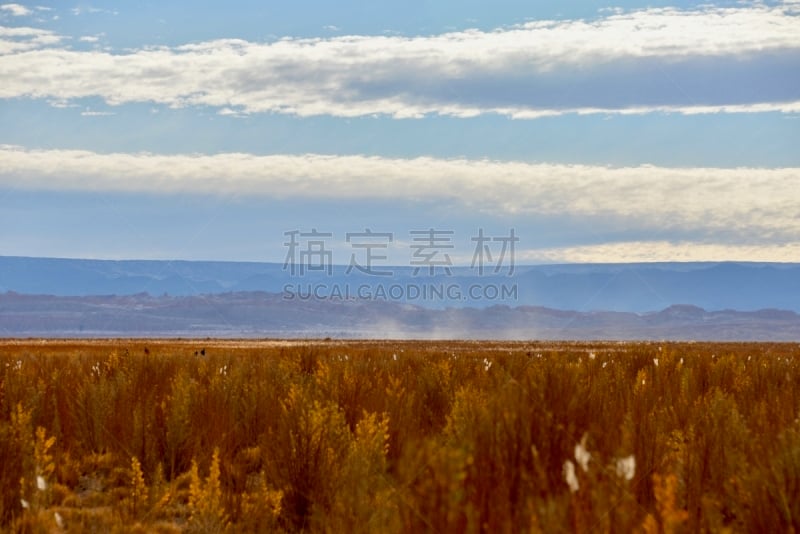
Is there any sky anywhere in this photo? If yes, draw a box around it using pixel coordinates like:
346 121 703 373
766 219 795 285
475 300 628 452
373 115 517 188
0 0 799 266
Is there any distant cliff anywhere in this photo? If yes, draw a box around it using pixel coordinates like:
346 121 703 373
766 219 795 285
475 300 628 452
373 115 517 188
1 292 798 340
1 256 799 313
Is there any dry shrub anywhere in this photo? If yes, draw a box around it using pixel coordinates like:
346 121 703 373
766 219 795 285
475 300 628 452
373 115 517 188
0 340 798 531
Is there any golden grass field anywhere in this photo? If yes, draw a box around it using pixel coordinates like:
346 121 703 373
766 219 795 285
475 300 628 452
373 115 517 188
1 339 799 532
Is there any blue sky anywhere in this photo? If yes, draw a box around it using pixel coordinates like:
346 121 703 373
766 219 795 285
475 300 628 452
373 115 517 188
1 0 799 265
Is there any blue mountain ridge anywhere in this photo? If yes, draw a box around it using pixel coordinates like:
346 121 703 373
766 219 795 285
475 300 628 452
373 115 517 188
1 256 798 313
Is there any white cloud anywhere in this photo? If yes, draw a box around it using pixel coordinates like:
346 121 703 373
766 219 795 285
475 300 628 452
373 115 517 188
217 107 247 117
47 99 76 108
79 35 99 43
520 241 800 263
0 25 61 53
1 4 32 17
1 146 798 244
1 5 799 117
71 6 117 16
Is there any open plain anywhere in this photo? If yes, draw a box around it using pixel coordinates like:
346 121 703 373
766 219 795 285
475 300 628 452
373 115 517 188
1 339 799 532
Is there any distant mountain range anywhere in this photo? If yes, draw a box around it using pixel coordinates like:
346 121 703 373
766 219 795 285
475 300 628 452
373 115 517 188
1 256 799 312
1 256 799 340
1 292 798 341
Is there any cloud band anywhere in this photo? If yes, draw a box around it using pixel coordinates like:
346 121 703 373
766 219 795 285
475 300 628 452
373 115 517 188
1 5 799 117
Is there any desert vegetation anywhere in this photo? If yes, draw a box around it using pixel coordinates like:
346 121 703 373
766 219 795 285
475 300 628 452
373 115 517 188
1 339 799 532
